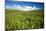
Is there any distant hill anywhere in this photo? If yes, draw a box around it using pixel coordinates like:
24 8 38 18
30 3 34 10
5 9 44 12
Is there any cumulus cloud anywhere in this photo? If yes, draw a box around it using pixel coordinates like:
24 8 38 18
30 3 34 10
32 6 40 10
15 5 33 11
6 4 40 11
6 5 15 9
6 5 12 9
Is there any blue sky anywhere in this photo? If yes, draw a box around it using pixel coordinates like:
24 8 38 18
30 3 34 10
5 0 44 11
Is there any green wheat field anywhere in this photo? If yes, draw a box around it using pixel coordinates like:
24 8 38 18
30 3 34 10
5 9 44 31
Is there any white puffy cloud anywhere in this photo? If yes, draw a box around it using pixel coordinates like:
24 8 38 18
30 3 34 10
14 5 33 11
32 6 39 10
24 6 32 9
6 5 15 9
6 4 40 11
6 5 12 9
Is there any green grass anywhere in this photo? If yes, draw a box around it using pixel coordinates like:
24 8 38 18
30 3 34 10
5 9 44 31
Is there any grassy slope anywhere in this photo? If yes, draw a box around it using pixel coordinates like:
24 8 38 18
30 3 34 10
5 9 44 31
